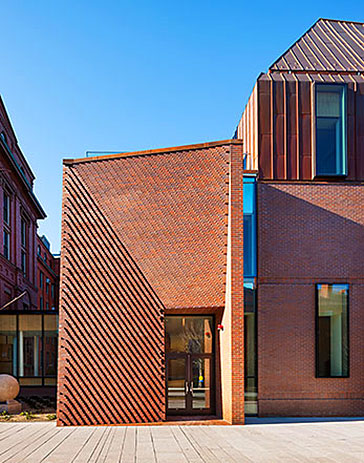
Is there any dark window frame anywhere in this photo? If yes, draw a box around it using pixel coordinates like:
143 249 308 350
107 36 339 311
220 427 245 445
314 83 347 178
315 283 350 378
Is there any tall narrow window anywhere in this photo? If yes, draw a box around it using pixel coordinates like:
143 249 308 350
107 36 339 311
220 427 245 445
20 218 28 277
316 284 349 377
315 84 347 176
21 219 26 247
18 314 42 385
21 251 26 275
3 193 9 225
3 192 10 260
243 176 256 278
3 230 9 259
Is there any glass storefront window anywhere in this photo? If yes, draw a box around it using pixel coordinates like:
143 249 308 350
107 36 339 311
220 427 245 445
44 315 58 377
0 313 58 386
0 315 17 376
19 315 42 383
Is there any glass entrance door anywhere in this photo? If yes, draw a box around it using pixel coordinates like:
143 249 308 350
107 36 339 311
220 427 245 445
165 316 214 415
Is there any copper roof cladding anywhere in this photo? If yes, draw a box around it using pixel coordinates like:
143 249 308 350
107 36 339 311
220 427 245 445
63 140 242 310
270 18 364 74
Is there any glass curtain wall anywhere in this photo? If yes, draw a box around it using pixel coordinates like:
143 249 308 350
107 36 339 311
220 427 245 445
0 313 58 386
243 175 257 415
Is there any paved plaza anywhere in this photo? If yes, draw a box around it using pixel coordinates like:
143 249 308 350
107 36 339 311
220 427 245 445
0 419 363 462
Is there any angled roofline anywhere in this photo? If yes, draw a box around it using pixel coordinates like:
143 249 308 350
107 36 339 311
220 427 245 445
268 18 321 72
318 17 364 26
268 18 364 73
0 136 46 219
0 95 36 182
63 139 244 165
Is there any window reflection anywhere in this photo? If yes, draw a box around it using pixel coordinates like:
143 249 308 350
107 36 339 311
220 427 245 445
0 313 58 386
317 284 349 377
44 315 57 376
243 177 256 278
316 84 347 176
19 315 42 378
0 315 17 375
165 317 213 354
244 280 257 415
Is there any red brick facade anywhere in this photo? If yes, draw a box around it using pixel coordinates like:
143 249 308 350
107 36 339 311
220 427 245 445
58 141 246 425
0 97 46 312
58 19 364 424
257 182 364 416
36 235 60 311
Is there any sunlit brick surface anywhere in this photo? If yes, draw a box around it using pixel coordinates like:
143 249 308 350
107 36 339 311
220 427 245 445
58 141 244 425
258 182 364 416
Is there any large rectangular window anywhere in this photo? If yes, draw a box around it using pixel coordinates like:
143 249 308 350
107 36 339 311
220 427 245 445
315 84 347 176
316 284 349 378
0 313 58 386
19 315 42 385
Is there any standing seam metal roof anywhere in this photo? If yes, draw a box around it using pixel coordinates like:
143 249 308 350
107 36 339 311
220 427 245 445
270 18 364 73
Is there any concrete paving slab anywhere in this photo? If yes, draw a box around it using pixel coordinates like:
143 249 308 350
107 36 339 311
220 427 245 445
0 419 363 462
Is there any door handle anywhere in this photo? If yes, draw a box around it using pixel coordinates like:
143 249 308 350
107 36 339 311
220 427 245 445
189 381 193 395
185 381 188 395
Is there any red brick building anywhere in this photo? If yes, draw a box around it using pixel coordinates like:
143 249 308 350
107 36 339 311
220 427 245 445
58 18 364 425
0 96 59 394
37 235 60 313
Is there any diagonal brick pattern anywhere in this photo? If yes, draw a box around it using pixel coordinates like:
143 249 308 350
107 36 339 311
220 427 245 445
58 140 244 425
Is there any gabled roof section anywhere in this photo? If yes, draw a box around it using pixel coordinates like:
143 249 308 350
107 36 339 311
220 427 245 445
64 140 241 309
269 18 364 73
0 95 35 183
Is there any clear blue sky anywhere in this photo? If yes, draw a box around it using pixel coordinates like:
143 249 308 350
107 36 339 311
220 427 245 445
1 1 361 252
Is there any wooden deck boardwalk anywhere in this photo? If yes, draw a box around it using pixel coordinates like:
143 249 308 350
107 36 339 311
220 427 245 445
0 419 363 462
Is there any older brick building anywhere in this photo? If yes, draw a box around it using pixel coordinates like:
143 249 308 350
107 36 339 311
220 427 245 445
59 18 364 425
0 96 59 395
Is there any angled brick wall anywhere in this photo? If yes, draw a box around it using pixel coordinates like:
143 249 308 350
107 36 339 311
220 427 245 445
57 140 243 425
57 166 165 425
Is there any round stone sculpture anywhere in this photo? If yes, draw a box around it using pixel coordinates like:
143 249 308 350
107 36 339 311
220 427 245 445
0 375 20 402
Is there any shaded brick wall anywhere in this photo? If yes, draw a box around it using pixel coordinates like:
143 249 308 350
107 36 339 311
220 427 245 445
57 166 166 425
258 182 364 416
